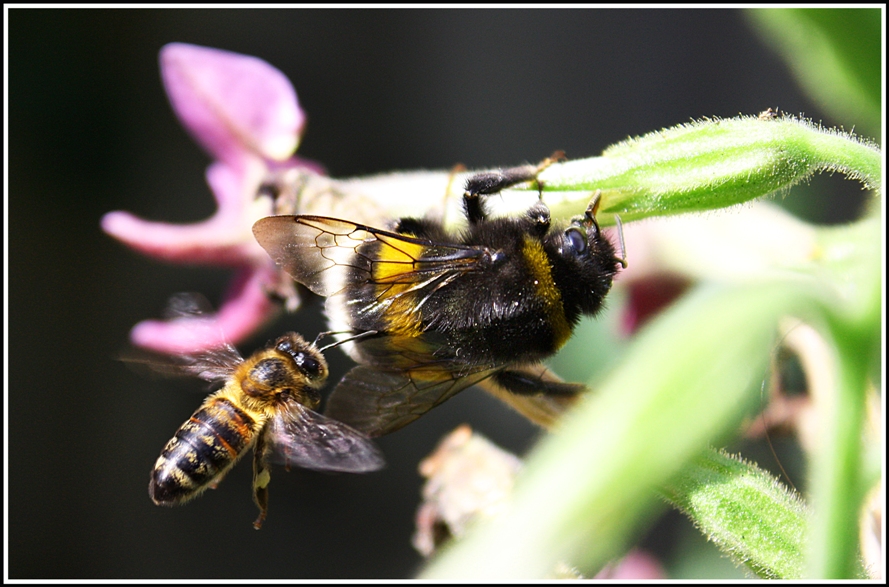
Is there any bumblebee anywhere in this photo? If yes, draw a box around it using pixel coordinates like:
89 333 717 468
252 156 625 437
146 295 384 529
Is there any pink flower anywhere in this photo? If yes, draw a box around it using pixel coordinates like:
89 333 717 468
102 43 314 353
593 549 666 580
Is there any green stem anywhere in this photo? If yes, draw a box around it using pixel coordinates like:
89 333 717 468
805 324 869 578
534 114 881 224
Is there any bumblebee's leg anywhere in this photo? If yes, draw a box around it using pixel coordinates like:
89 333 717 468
493 368 586 396
251 434 272 530
393 216 451 240
462 151 565 225
478 377 579 430
441 162 467 226
462 189 491 225
586 189 602 218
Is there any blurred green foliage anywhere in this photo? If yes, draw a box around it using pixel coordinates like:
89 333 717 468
747 8 881 139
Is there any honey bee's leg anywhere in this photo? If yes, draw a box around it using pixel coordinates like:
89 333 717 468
462 151 566 224
251 433 272 530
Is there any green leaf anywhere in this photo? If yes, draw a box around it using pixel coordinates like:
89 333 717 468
343 114 880 232
420 280 820 579
419 205 881 579
661 450 810 580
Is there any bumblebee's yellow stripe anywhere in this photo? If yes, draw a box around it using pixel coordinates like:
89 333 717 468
373 234 426 336
522 237 571 348
374 234 426 274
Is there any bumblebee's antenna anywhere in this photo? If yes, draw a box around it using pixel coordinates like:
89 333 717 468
587 190 627 269
315 330 378 352
614 214 628 269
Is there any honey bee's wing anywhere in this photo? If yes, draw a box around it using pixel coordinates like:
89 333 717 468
172 345 243 383
123 347 242 384
252 215 492 298
122 292 243 383
265 400 385 473
325 364 500 438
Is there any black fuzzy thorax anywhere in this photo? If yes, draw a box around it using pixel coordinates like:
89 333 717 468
406 214 568 367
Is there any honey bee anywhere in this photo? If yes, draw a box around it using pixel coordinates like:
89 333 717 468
252 155 625 437
145 294 385 529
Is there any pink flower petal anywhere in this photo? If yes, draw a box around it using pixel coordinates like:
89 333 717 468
595 549 666 580
130 265 281 354
214 264 282 343
101 210 256 266
106 44 319 356
160 43 304 166
100 161 271 266
204 159 268 225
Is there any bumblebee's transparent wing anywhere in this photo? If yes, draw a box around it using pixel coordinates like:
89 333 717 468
325 365 499 438
323 332 500 437
252 215 494 298
265 400 385 473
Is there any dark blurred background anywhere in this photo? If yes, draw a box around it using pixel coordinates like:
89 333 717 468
7 8 874 579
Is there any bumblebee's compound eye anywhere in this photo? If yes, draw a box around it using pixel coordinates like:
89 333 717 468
565 226 587 254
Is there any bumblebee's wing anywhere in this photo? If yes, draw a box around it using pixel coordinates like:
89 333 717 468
264 400 385 473
324 365 499 437
252 215 493 298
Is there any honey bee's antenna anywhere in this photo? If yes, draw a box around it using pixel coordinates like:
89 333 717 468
315 330 378 352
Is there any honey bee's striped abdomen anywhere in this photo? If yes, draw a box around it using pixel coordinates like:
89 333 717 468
150 397 257 505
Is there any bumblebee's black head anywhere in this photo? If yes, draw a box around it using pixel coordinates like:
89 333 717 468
545 201 623 323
